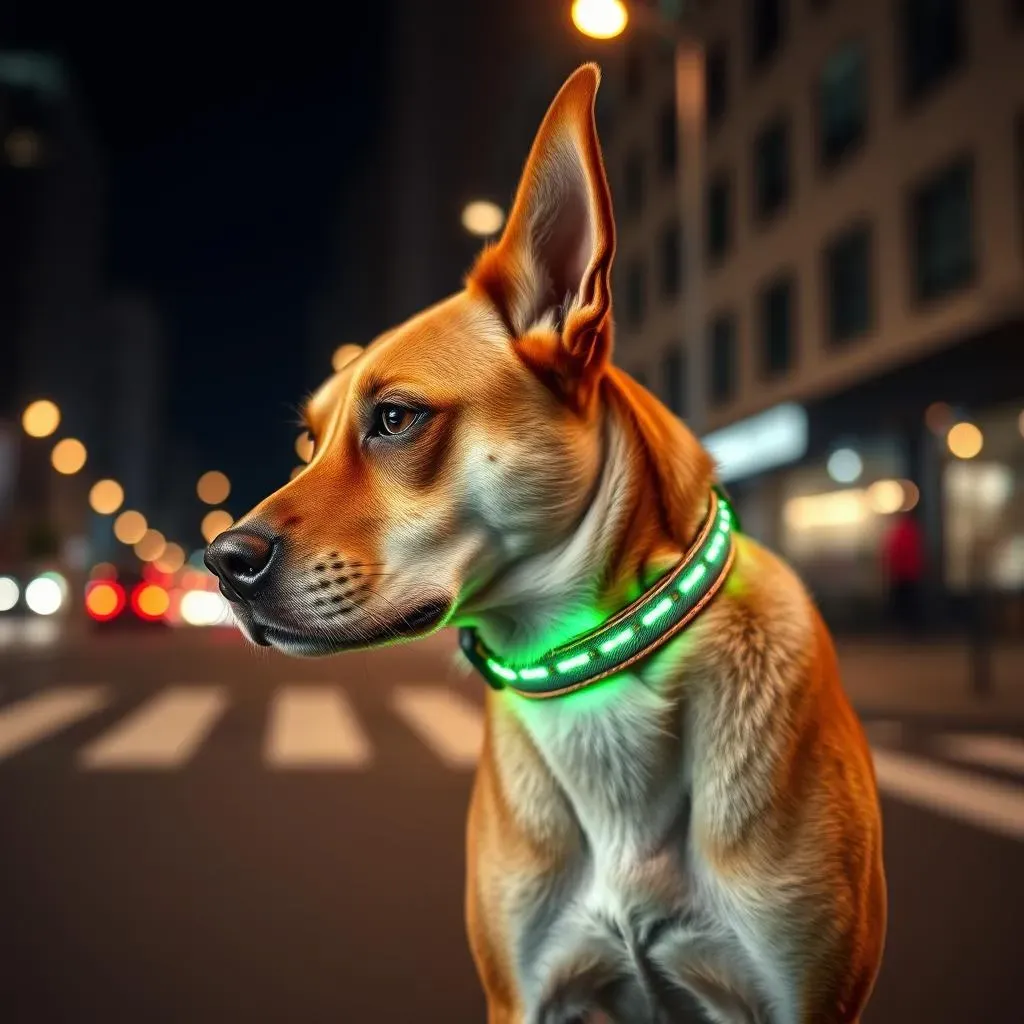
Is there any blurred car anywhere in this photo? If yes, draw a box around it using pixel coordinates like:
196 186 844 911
85 571 171 632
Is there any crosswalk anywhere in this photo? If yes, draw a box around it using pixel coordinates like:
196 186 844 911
2 687 1024 842
867 720 1024 842
0 683 484 774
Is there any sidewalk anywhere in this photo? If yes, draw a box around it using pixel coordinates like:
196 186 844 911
836 639 1024 717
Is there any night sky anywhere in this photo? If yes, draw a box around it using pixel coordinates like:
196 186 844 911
8 2 390 513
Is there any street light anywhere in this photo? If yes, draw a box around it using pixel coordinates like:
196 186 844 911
114 510 148 546
461 200 505 238
21 399 60 438
197 470 231 505
572 0 628 39
570 0 707 436
89 479 125 515
51 437 87 475
201 509 233 544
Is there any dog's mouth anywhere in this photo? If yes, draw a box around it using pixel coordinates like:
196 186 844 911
237 599 452 657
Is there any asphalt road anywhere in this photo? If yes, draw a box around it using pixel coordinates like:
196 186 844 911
0 626 1021 1023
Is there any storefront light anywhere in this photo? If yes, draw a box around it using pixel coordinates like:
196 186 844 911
827 448 863 484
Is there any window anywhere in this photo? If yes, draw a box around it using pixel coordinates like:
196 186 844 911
911 157 974 302
825 222 873 344
658 97 678 178
663 348 688 417
708 313 737 406
706 170 733 265
659 219 684 298
624 149 645 218
819 42 867 169
754 116 791 221
749 0 786 71
901 0 964 103
758 275 795 377
624 259 647 327
705 42 729 131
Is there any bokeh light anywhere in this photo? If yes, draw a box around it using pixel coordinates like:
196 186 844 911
89 562 119 581
947 422 983 460
571 0 628 39
461 200 505 237
0 575 19 612
201 509 233 543
85 580 126 622
290 465 305 481
155 542 186 574
197 470 231 505
132 582 170 620
295 432 314 463
114 510 148 545
332 344 362 372
134 529 167 563
89 479 125 515
25 575 63 615
866 480 905 515
21 399 60 438
51 437 87 475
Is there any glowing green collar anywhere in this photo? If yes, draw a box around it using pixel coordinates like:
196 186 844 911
459 487 738 699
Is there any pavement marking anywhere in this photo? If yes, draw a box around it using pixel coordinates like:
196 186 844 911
0 688 108 762
872 747 1024 842
937 734 1024 777
392 686 484 769
264 685 372 768
79 687 228 769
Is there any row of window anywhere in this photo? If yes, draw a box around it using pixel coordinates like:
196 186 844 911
707 154 975 406
704 0 970 137
631 150 979 415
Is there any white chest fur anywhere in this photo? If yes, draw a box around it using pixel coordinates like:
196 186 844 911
492 671 771 1024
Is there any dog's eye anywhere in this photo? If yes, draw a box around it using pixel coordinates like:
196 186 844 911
375 403 419 437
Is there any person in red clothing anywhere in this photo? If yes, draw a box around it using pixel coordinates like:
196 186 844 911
882 511 926 633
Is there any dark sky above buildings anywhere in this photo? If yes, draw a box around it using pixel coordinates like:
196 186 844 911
7 1 391 512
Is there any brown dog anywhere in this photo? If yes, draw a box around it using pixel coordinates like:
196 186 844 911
206 64 886 1024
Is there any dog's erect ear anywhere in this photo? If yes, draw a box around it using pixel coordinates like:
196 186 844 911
470 64 615 409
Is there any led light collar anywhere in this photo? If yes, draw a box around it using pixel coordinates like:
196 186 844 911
459 487 738 699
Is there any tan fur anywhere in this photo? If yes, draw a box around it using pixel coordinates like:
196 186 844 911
221 65 885 1023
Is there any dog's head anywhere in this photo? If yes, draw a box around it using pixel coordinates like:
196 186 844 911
206 65 666 656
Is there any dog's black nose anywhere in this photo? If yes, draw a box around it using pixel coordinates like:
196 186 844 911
204 529 277 603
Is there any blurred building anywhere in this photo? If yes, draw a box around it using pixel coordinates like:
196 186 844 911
309 0 603 378
0 50 105 573
607 0 1024 631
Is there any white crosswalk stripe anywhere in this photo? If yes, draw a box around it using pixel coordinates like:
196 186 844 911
264 685 372 768
392 686 483 768
0 688 108 762
872 747 1024 842
80 687 228 769
935 733 1024 777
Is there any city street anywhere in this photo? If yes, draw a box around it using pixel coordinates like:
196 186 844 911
0 628 1022 1023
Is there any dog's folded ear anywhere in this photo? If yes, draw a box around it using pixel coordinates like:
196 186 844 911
470 64 615 411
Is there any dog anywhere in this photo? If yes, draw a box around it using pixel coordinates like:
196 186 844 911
205 64 886 1024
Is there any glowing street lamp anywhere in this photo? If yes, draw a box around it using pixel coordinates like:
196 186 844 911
21 399 60 438
89 479 125 515
51 437 87 475
197 470 231 505
201 509 233 543
461 200 505 238
114 510 148 546
571 0 629 39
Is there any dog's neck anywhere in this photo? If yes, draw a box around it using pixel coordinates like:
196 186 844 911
456 372 712 665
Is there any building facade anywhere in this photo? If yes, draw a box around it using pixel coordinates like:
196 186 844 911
606 0 1024 630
